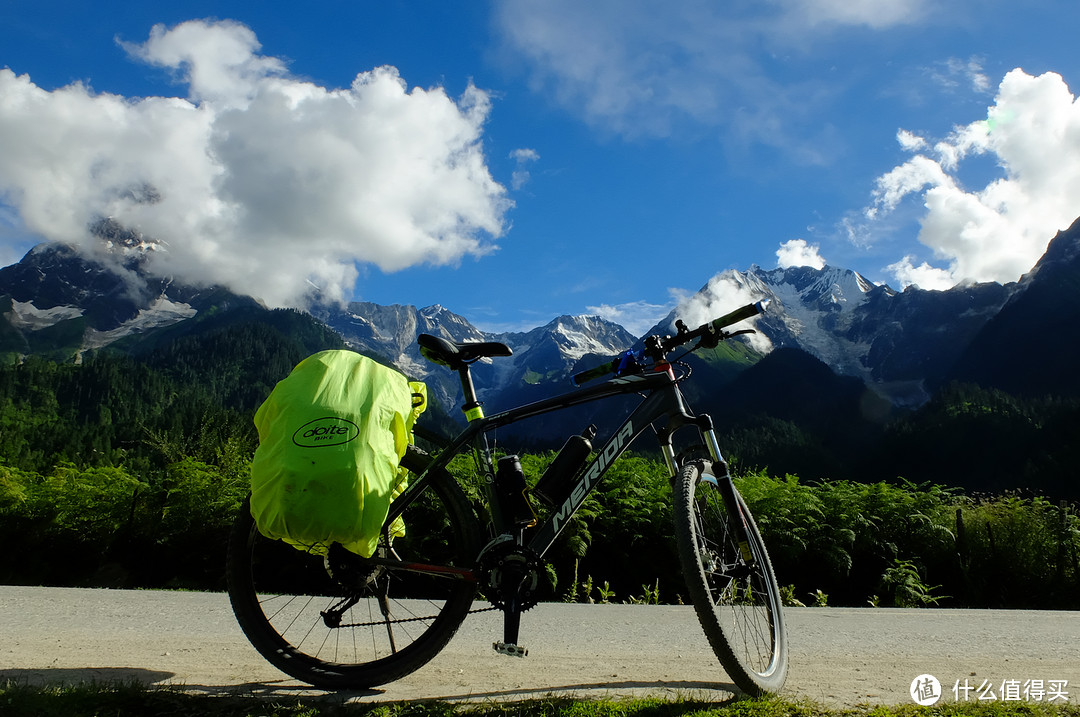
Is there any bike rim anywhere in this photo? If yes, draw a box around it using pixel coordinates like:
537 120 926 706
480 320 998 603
696 482 782 678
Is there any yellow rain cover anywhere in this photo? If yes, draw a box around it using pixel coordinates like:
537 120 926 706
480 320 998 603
250 350 426 558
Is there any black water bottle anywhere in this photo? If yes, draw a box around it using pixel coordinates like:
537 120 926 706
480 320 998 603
531 425 597 506
494 455 536 527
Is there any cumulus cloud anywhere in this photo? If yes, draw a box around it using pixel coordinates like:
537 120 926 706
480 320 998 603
863 69 1080 289
776 238 827 269
670 274 772 353
896 129 928 152
0 19 510 307
884 257 956 290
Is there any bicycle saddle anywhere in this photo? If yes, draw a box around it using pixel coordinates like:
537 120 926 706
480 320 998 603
418 333 513 368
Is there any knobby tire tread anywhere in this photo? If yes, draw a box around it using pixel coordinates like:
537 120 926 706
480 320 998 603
673 462 788 696
226 465 481 689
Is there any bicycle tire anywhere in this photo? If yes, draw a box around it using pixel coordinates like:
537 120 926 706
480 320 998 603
226 463 482 689
673 461 788 695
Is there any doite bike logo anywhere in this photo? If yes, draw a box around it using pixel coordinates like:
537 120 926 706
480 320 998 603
292 417 360 447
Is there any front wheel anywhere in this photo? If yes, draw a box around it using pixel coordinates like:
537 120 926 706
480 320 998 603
226 462 482 689
673 461 788 696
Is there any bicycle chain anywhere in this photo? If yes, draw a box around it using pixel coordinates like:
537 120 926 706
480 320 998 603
336 603 500 629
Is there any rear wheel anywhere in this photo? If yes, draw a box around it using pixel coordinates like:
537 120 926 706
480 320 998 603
226 462 481 689
673 461 788 696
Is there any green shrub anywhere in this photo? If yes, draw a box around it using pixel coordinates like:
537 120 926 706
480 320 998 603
1 446 1077 607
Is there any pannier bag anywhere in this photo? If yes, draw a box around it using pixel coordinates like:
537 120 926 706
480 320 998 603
250 350 427 558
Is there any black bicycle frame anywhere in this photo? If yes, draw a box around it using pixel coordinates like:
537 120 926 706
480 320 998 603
384 367 723 563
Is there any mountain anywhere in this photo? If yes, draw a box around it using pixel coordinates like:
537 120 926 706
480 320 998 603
651 262 1018 407
4 222 1076 414
948 215 1080 397
314 300 636 424
705 346 891 478
2 218 1080 496
311 301 487 413
0 238 273 363
0 241 634 426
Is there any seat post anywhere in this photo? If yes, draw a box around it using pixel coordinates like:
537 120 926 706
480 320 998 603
458 365 484 421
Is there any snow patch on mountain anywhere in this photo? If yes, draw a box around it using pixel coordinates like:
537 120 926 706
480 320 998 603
82 297 197 349
550 316 632 361
762 266 876 375
5 300 84 330
393 353 430 381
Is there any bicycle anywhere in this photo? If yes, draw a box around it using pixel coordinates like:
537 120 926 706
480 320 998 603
226 301 788 696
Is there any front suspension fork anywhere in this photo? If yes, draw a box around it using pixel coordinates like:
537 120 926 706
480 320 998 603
663 422 756 567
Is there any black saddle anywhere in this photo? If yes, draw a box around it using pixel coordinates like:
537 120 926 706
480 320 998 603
418 333 512 369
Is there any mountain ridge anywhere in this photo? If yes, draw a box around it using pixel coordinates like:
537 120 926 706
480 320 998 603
2 214 1078 416
2 219 1079 496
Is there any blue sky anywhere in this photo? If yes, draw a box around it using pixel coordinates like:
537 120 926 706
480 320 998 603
2 1 1080 334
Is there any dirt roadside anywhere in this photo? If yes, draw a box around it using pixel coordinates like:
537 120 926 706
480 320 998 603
1 586 1077 707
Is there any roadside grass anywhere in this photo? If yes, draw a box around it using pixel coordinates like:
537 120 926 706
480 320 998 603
2 682 1079 717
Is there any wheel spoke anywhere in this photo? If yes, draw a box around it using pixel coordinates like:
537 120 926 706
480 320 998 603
674 462 787 695
226 469 480 689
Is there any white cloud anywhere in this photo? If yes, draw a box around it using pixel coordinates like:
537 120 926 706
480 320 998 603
897 129 928 152
120 19 287 108
783 0 928 28
885 256 956 290
929 56 992 95
670 273 772 353
0 19 510 307
494 0 933 152
863 69 1080 289
776 238 827 269
510 148 540 190
586 299 672 337
867 155 956 217
510 148 539 162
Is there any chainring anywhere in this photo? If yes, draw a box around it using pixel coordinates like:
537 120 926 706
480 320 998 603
477 538 542 612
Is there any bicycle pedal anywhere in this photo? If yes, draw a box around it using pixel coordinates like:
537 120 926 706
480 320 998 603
493 641 528 658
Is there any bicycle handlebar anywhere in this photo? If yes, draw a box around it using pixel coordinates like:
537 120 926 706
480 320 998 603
570 358 621 386
706 300 769 336
571 300 768 385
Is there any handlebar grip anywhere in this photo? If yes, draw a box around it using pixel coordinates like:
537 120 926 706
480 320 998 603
572 359 617 386
710 300 768 332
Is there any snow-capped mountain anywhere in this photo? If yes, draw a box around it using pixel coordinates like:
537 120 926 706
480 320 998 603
3 213 1079 422
313 300 489 412
314 301 636 415
496 315 636 384
656 262 1017 406
0 241 257 360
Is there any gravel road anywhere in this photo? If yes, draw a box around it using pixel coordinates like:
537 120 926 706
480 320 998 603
1 585 1077 707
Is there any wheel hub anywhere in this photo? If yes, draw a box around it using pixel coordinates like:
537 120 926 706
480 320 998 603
323 542 384 592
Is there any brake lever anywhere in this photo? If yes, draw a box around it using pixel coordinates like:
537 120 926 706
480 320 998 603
696 327 756 351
